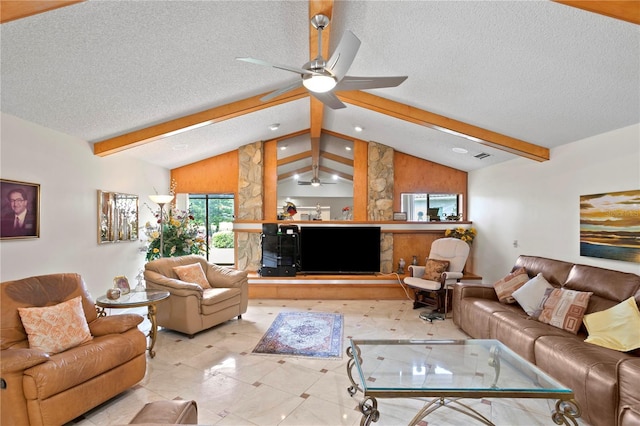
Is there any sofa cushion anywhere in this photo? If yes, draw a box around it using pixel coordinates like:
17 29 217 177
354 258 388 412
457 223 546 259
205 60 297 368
489 310 569 363
493 267 529 304
535 288 592 334
512 273 553 316
422 259 449 281
18 296 93 354
513 255 573 287
22 328 146 400
583 297 640 352
456 298 513 339
173 263 211 289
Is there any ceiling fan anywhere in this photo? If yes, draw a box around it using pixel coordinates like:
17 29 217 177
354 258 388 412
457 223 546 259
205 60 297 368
237 14 407 109
297 165 337 186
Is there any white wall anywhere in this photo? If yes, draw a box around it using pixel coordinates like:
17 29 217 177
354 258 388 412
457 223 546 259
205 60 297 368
0 113 170 298
469 124 640 283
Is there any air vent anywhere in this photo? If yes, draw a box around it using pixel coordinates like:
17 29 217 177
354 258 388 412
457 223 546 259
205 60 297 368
474 152 491 159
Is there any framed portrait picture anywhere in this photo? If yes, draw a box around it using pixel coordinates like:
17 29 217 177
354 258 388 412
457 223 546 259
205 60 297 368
0 179 40 240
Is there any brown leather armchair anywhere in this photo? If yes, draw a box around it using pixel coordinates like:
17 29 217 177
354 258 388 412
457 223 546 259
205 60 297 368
144 255 248 338
1 273 147 426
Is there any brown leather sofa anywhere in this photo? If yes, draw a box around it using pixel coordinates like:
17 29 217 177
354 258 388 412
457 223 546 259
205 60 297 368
1 273 147 426
144 255 248 337
453 255 640 426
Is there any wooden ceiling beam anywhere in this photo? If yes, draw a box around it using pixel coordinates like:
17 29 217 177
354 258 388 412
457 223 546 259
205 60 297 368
0 0 84 24
337 90 550 162
553 1 640 25
318 165 353 181
308 0 333 158
277 150 312 166
93 87 309 156
278 165 313 181
320 150 354 166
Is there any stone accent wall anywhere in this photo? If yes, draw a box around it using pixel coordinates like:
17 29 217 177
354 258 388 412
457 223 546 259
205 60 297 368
380 232 394 274
237 142 263 271
367 142 395 273
237 141 264 220
368 142 394 221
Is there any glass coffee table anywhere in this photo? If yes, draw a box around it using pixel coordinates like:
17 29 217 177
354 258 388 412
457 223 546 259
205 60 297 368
346 339 581 426
95 290 169 358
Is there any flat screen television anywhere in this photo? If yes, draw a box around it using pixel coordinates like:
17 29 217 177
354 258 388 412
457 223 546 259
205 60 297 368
299 226 381 274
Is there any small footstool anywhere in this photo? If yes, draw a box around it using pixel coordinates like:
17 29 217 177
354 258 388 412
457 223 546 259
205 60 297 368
129 400 198 424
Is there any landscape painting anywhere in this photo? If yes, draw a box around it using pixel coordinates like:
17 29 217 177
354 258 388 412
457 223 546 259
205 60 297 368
580 190 640 263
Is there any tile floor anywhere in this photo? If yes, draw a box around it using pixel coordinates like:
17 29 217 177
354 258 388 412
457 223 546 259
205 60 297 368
70 299 589 426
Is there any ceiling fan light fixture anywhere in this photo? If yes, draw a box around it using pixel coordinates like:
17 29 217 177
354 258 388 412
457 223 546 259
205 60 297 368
311 177 321 187
302 73 337 93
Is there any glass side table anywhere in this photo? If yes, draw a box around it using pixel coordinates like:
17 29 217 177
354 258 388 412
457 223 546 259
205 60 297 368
95 290 170 358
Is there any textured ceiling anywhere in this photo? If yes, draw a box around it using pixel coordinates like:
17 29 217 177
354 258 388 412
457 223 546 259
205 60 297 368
1 1 638 172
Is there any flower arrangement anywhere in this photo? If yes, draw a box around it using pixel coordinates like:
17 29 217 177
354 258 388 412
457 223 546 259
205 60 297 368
445 227 477 245
143 207 206 261
342 206 350 212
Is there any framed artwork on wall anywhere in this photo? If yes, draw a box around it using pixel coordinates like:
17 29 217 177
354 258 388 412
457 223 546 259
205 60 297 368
580 189 640 263
0 179 40 240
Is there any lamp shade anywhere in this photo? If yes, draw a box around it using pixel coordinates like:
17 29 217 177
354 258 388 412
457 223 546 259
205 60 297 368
149 194 174 204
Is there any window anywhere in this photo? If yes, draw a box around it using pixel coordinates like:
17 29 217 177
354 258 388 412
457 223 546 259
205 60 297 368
188 194 235 264
400 193 461 221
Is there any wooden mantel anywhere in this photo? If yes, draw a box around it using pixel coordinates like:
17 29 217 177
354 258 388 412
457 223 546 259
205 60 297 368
233 220 473 233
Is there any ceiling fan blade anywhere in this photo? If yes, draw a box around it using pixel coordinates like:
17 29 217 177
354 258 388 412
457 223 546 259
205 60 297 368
236 57 316 76
310 91 347 109
335 75 408 91
297 181 312 185
326 30 361 81
260 80 304 102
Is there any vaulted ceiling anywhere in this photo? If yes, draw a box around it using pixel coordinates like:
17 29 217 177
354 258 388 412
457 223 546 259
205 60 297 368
1 1 638 173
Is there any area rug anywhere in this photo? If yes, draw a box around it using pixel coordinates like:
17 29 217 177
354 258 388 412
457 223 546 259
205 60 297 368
252 311 343 359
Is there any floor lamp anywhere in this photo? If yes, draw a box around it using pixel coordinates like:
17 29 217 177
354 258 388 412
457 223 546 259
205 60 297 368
149 194 175 258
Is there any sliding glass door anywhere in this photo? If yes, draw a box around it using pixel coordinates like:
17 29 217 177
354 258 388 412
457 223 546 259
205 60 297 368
188 194 235 264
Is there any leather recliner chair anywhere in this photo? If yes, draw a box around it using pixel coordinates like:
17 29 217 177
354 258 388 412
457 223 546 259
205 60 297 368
0 273 147 426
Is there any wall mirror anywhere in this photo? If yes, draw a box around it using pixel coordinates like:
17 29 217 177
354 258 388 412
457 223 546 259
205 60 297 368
276 133 353 220
98 190 139 243
400 193 462 221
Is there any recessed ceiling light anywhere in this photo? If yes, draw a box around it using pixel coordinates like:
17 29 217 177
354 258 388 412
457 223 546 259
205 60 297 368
269 123 280 131
345 146 352 151
294 174 299 180
280 145 287 151
333 174 338 180
452 147 468 154
354 125 363 132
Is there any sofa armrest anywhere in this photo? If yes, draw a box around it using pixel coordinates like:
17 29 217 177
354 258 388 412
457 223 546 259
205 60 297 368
144 270 204 297
206 264 248 288
89 314 144 336
619 358 640 409
454 282 499 301
0 348 49 374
